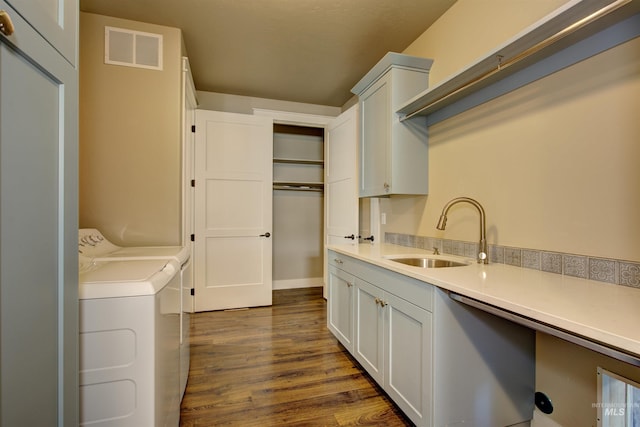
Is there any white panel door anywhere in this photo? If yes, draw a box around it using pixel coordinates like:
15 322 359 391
194 110 273 311
325 104 359 246
1 2 78 425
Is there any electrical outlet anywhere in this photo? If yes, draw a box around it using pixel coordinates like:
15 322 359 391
381 213 386 225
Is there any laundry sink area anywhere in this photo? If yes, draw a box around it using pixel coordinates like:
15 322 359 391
327 247 535 427
383 254 472 268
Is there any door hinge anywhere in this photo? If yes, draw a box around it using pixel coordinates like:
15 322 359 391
191 125 196 133
190 288 195 296
190 234 195 242
191 179 195 187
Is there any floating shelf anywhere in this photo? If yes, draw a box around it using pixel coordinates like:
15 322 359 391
397 0 640 122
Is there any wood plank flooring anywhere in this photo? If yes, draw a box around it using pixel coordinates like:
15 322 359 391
180 287 413 426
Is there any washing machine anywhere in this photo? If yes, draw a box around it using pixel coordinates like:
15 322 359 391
79 254 181 427
79 229 192 398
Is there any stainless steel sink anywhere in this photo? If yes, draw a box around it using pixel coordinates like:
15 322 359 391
387 257 470 268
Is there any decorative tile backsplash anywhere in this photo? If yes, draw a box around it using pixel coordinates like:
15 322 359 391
384 232 640 289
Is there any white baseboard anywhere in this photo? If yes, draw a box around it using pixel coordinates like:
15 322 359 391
273 277 324 290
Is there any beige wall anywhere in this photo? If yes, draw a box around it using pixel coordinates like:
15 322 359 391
79 13 183 245
377 0 640 424
535 334 640 426
404 0 570 87
386 0 640 261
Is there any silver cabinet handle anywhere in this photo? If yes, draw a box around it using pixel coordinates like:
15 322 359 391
333 258 343 264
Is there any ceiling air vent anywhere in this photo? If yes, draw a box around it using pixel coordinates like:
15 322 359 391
104 26 163 70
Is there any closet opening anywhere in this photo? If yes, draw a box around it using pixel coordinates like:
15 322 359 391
272 124 325 290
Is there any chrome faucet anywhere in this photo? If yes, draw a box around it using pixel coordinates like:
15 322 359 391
436 197 488 264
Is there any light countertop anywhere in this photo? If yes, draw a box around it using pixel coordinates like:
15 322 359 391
328 243 640 358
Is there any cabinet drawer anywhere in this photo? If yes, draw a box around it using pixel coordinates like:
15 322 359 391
328 250 358 271
327 251 433 312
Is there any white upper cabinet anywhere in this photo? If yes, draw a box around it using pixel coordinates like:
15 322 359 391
352 53 432 197
6 0 77 65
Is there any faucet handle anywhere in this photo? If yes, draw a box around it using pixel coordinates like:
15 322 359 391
433 247 440 255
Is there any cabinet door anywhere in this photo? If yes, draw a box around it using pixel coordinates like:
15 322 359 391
384 292 432 427
1 2 78 426
326 104 359 247
354 278 384 383
327 266 355 353
359 74 390 197
327 265 355 351
6 0 77 65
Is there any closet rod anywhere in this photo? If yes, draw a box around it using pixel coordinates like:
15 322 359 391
400 0 632 121
273 184 324 192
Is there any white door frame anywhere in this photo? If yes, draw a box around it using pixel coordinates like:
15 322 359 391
253 109 336 296
253 109 334 128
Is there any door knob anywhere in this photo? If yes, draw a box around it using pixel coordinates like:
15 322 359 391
259 232 271 238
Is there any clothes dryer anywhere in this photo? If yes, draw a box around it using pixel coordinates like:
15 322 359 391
79 228 192 397
79 255 181 427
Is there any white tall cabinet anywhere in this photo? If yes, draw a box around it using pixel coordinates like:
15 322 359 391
0 1 78 425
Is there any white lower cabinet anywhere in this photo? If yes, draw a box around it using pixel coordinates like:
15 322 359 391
327 264 355 352
354 280 432 423
331 251 432 425
327 250 535 427
353 278 385 383
384 291 432 423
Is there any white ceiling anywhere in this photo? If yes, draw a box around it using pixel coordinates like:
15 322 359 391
79 0 456 107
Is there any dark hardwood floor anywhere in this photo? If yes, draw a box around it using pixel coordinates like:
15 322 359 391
180 287 413 426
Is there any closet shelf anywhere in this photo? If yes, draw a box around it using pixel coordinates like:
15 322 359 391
273 182 324 192
273 158 324 166
397 0 639 121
